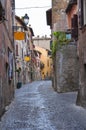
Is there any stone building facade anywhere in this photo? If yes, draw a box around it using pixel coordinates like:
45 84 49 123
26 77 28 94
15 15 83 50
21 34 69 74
50 0 79 92
47 0 86 108
52 0 68 32
0 0 15 118
52 0 68 25
55 42 79 92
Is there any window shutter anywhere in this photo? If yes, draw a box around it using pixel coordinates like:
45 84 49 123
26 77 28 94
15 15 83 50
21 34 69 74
71 28 78 39
74 15 78 27
71 17 75 28
78 0 83 26
71 15 78 40
16 45 18 56
71 15 78 28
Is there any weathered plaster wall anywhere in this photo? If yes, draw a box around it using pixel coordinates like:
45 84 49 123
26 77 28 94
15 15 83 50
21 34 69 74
76 28 86 107
56 42 79 93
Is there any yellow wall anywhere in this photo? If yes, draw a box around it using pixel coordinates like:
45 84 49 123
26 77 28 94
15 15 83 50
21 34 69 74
34 46 52 79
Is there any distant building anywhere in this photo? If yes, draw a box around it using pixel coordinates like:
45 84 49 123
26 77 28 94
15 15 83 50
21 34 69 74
34 46 52 80
33 36 52 80
33 36 51 51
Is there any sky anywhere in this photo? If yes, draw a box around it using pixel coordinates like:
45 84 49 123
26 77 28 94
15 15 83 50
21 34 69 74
15 0 51 37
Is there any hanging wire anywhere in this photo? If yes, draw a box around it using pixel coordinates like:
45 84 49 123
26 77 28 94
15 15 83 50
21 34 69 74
15 6 51 10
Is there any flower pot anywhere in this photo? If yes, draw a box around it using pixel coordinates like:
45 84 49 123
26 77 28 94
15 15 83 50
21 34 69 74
17 82 22 89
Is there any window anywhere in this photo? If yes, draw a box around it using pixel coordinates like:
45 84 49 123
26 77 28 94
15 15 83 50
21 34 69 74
83 0 86 25
47 60 49 67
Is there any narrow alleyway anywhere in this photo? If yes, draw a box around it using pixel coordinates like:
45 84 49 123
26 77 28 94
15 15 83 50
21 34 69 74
0 81 86 130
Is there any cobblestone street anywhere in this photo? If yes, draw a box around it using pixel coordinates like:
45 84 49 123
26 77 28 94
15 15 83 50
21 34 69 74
0 80 86 130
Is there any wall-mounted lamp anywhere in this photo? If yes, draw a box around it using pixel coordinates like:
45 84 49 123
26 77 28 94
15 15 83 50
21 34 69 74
67 0 69 3
23 13 29 25
63 0 69 3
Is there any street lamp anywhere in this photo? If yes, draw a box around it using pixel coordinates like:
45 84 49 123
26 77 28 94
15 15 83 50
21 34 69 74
23 13 33 82
23 13 29 25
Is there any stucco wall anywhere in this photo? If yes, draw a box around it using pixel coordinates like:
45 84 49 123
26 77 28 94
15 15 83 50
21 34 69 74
76 28 86 107
33 37 51 50
0 0 14 118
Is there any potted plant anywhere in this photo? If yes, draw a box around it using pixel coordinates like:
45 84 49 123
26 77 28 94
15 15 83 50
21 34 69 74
16 67 22 89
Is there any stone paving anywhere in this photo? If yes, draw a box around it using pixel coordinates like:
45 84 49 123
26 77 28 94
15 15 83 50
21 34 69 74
0 80 86 130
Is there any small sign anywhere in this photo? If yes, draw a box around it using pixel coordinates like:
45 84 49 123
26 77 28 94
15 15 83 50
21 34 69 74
66 34 71 40
14 32 25 40
24 56 30 61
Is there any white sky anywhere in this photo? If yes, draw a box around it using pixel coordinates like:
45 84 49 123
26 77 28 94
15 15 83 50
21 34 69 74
15 0 51 37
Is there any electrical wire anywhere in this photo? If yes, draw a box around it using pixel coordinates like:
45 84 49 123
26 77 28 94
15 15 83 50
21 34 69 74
15 6 51 10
